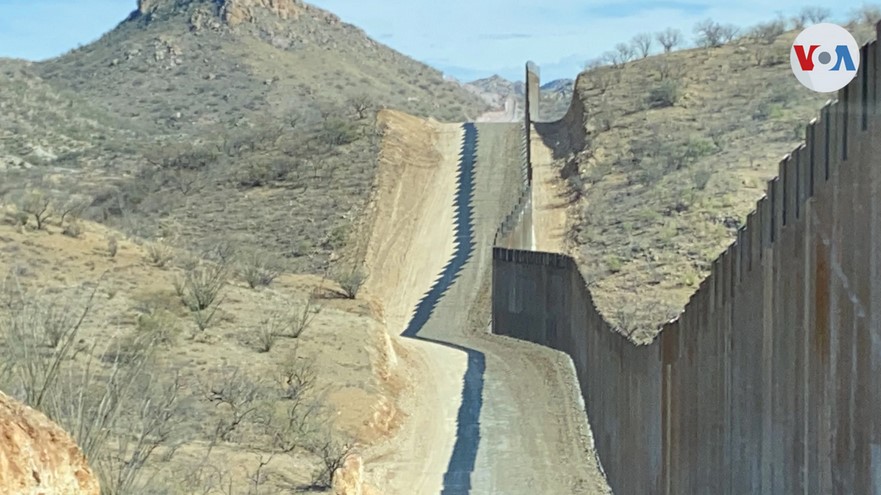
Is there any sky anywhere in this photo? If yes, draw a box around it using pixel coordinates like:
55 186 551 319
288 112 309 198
0 0 873 82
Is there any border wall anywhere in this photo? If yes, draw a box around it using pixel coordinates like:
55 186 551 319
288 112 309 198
492 29 881 494
493 62 540 249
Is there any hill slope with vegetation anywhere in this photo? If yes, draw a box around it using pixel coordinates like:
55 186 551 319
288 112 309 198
2 0 490 274
551 6 880 340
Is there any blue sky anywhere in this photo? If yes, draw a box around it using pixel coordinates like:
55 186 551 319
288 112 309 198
0 0 872 81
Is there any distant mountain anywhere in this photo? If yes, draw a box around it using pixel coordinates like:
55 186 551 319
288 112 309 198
465 74 575 120
541 78 575 95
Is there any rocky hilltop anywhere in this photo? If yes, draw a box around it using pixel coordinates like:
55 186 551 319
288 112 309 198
138 0 301 25
37 0 488 135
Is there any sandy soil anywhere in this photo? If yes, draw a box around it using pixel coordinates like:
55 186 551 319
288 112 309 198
530 124 570 253
361 110 468 494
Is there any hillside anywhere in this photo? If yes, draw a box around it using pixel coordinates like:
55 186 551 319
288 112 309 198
38 0 489 132
548 22 864 340
0 59 140 172
1 0 491 274
0 210 398 493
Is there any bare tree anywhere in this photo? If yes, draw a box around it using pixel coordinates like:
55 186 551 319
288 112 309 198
801 6 831 24
719 24 740 43
308 432 354 489
694 19 725 47
750 19 786 44
347 94 374 120
58 194 92 226
583 57 605 70
600 51 622 68
18 190 53 230
205 368 263 442
851 4 881 25
614 42 635 63
656 28 683 53
631 33 653 58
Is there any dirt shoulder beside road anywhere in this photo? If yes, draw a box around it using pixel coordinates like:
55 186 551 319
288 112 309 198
361 110 468 494
530 123 570 253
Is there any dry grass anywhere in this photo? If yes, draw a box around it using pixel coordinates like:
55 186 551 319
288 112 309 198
553 17 879 339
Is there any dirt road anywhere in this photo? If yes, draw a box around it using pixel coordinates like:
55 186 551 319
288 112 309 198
363 112 609 494
530 125 569 253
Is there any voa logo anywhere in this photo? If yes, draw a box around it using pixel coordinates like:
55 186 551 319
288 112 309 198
791 23 860 93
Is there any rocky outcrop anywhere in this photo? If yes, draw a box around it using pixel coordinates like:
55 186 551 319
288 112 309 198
136 0 300 26
221 0 300 26
0 391 99 495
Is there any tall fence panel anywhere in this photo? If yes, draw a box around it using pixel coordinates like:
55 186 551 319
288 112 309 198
492 26 881 494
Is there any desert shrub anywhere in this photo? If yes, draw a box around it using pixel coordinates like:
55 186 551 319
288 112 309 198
62 220 84 238
146 241 175 267
308 431 354 489
332 266 367 299
238 249 283 289
323 224 349 251
633 161 666 185
174 261 228 331
347 94 374 120
604 255 624 273
683 138 716 162
175 262 227 311
319 118 360 146
253 323 276 353
107 235 119 258
692 167 714 190
647 80 681 108
10 210 29 227
136 308 180 346
752 102 784 121
0 280 180 495
58 194 92 225
235 159 295 188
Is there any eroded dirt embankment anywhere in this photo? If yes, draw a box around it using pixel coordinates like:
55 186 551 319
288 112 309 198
360 110 468 494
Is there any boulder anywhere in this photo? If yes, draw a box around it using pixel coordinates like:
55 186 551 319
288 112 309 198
0 391 99 495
